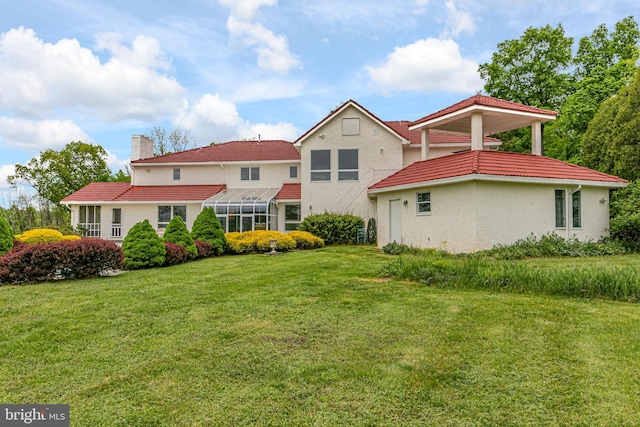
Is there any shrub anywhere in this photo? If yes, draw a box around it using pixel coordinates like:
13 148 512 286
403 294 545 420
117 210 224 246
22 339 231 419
60 235 82 242
0 216 13 256
122 220 166 270
194 239 214 258
163 216 197 259
163 242 189 266
0 239 124 284
610 212 640 250
287 231 324 249
225 230 296 254
191 207 227 255
15 229 65 244
298 213 364 245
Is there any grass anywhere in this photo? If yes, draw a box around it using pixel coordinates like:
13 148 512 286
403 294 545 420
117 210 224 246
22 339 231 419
1 246 640 425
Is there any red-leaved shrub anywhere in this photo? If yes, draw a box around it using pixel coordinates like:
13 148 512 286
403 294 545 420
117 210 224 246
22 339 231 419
163 242 188 266
194 239 214 258
0 239 124 284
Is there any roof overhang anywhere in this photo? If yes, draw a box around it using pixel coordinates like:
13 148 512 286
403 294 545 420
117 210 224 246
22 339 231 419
368 173 627 195
409 105 556 136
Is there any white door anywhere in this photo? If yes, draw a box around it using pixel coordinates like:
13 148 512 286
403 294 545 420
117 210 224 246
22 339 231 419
389 199 402 243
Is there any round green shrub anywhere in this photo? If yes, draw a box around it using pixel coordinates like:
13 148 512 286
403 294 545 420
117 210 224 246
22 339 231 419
298 213 364 245
0 216 13 256
122 219 166 270
191 207 227 255
163 215 197 259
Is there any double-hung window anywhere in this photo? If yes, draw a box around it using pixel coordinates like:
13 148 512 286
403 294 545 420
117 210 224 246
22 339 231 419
241 167 260 181
338 149 358 181
158 205 186 228
311 150 331 181
555 190 566 228
572 191 581 228
285 205 301 231
416 192 431 214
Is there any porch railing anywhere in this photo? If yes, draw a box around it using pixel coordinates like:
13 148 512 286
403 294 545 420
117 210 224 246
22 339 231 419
111 224 122 238
78 222 101 237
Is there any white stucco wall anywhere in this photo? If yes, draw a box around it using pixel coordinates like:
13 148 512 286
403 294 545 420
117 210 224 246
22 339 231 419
373 180 612 253
131 162 300 187
300 105 404 222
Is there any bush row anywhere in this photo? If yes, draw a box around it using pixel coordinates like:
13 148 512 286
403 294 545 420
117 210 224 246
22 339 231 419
225 230 324 254
298 213 364 245
0 239 124 284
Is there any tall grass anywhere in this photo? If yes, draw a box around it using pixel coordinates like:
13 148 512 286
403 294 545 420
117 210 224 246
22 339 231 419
380 254 640 302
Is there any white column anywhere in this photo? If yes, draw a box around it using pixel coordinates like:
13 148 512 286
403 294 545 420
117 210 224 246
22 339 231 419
471 112 483 151
531 120 542 155
421 129 429 160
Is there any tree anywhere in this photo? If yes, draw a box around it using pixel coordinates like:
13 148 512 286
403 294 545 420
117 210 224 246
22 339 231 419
122 220 166 270
478 24 574 111
581 67 640 181
191 207 226 255
145 126 196 156
544 16 640 162
0 215 14 256
163 215 197 259
8 141 114 205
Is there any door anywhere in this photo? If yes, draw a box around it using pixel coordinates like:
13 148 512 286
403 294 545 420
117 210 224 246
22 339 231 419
389 199 402 243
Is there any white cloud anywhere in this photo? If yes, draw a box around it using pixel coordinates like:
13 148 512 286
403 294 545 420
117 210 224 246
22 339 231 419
237 122 299 141
228 78 306 102
219 0 301 74
0 27 185 122
440 0 477 38
0 117 91 151
175 93 298 143
0 164 16 195
364 38 483 94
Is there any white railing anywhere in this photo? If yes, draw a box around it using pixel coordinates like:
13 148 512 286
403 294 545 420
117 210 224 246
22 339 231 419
78 222 101 237
111 224 122 238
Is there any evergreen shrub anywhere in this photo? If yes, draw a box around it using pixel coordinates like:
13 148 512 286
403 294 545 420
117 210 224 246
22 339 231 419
0 239 124 284
298 213 364 245
163 216 197 259
0 216 13 256
122 220 166 270
191 207 226 255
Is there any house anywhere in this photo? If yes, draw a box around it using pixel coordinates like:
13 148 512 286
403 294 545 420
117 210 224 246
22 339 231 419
62 95 626 252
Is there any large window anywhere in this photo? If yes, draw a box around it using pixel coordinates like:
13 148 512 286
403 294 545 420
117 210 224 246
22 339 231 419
555 190 566 228
311 150 331 181
572 190 582 228
79 205 101 237
158 205 186 228
342 118 360 135
416 192 431 214
241 167 260 181
338 149 358 181
285 205 301 231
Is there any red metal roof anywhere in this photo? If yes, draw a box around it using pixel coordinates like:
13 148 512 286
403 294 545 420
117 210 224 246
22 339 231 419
131 140 300 164
276 183 301 200
369 151 626 190
61 182 132 203
411 95 558 128
385 121 500 145
62 183 226 203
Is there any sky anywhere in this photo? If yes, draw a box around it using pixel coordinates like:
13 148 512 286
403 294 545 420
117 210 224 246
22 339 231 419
0 0 637 200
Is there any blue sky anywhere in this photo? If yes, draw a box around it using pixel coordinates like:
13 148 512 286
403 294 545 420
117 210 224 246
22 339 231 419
0 0 637 198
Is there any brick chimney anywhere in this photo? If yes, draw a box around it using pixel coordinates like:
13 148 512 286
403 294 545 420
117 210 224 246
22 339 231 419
131 135 154 161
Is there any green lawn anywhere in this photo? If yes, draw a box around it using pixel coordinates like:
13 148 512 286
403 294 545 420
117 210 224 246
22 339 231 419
1 246 640 426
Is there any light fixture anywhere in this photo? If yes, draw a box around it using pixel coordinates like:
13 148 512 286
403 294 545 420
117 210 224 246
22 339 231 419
403 200 408 206
319 134 325 139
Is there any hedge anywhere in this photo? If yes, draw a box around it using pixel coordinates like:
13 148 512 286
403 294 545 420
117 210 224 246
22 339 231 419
225 231 296 254
298 213 364 245
0 239 124 284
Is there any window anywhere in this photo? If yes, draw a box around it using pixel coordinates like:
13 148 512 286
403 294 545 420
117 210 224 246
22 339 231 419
241 167 260 181
79 205 101 237
416 192 431 214
173 168 180 180
338 149 358 181
555 190 566 228
111 208 122 238
342 118 360 135
290 166 298 178
572 190 581 228
158 205 186 228
285 205 301 231
311 150 331 181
